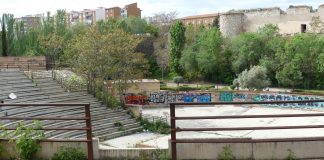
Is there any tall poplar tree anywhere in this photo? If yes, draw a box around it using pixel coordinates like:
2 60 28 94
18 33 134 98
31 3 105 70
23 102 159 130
169 21 185 75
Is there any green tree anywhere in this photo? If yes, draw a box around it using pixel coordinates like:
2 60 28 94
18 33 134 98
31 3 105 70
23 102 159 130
13 21 26 56
64 27 148 97
1 14 8 56
281 33 324 89
55 10 68 36
258 24 285 85
211 16 220 29
125 17 147 34
173 76 184 87
170 21 185 75
230 32 262 74
5 14 15 55
276 63 303 88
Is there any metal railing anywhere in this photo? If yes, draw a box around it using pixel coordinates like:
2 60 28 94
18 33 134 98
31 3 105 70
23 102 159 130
170 99 324 160
0 103 93 160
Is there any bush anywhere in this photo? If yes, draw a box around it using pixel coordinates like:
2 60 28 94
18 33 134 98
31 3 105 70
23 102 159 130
139 118 170 134
11 121 45 160
235 65 270 91
52 147 87 160
285 149 296 160
173 76 184 86
217 146 236 160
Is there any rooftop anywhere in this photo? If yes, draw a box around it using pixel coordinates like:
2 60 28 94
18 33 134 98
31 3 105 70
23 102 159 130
181 13 219 20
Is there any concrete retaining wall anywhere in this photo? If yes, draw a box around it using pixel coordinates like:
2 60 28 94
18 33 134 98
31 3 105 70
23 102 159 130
169 138 324 159
0 139 99 160
99 148 168 159
0 56 46 70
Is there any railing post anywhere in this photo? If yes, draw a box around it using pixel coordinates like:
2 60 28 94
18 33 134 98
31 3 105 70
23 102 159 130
85 104 94 160
170 103 177 160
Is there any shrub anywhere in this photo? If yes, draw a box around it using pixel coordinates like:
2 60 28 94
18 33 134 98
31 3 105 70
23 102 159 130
285 149 296 160
139 117 170 134
217 146 236 160
173 76 184 87
52 147 87 160
235 65 270 91
10 121 45 160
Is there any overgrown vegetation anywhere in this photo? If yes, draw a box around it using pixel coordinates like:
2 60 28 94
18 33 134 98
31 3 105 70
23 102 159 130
179 22 324 90
139 149 171 160
285 149 297 160
52 147 87 160
114 122 125 131
138 117 170 134
217 146 236 160
8 121 45 160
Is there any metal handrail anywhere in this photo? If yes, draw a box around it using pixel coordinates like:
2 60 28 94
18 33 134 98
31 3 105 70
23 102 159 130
0 103 93 160
170 99 324 160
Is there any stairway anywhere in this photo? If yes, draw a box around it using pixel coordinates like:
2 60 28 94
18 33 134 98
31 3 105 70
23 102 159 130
0 70 142 140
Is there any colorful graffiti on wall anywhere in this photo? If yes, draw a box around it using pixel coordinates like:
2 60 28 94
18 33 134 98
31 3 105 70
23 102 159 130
125 92 212 104
219 92 324 108
219 92 247 102
148 92 212 104
254 94 324 108
125 95 149 105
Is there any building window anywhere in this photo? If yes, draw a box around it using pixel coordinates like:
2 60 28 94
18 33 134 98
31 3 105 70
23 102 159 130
301 24 307 33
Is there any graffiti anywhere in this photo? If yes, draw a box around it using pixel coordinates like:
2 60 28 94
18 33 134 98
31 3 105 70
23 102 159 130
149 92 211 104
254 94 324 108
220 92 324 108
219 92 233 102
125 95 148 105
233 93 246 101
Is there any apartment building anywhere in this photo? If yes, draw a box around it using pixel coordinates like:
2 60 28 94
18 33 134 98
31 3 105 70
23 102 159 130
68 11 82 26
15 15 42 32
67 3 141 26
121 3 141 18
82 9 95 25
105 7 122 19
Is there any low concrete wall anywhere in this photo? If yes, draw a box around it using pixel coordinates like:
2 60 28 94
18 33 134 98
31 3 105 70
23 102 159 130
169 138 324 159
99 148 168 160
0 56 46 70
0 139 99 160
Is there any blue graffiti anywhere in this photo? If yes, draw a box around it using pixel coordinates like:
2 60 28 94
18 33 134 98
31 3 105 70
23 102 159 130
149 92 211 104
255 94 324 109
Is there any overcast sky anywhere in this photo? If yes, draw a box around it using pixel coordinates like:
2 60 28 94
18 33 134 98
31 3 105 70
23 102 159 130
0 0 323 18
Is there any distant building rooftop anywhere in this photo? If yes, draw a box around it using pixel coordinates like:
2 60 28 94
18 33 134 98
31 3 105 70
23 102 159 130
181 13 219 20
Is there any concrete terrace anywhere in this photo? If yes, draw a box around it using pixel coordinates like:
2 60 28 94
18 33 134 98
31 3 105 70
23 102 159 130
103 105 324 149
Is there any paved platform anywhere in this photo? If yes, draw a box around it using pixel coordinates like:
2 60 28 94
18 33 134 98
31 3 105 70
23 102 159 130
102 105 324 149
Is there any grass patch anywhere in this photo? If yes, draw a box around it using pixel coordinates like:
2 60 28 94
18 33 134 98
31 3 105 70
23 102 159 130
138 117 170 134
291 89 324 95
160 85 214 91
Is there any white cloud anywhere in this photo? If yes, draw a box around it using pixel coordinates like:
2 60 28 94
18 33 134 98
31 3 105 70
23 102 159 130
0 0 323 18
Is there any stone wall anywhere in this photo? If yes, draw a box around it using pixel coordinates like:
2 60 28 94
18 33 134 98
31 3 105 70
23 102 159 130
220 13 244 37
220 4 324 36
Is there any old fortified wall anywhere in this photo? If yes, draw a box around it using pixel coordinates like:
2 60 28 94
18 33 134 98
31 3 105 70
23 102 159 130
220 5 324 37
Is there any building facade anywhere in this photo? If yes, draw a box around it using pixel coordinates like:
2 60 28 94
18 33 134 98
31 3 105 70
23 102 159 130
122 3 141 18
15 15 42 32
105 7 122 19
66 3 141 26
